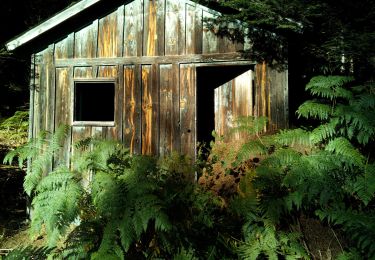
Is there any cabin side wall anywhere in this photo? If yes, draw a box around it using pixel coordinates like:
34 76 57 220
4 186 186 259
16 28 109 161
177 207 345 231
29 0 288 163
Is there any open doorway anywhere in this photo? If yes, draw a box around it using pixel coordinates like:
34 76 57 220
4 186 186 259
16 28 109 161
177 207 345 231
196 64 254 146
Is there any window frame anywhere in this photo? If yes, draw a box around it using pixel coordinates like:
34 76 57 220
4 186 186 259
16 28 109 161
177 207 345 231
72 78 117 126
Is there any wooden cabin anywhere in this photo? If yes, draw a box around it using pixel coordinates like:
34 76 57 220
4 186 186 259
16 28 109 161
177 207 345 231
6 0 288 161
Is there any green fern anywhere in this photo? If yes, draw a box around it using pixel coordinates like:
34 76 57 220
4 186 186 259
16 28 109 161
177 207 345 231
297 100 332 121
309 118 339 144
317 207 375 258
325 137 364 167
0 110 28 147
345 163 375 205
4 246 53 260
4 125 70 196
305 75 354 100
275 128 312 147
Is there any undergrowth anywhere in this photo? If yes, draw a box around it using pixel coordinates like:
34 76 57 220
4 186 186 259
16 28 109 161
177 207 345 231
0 110 28 149
3 75 375 259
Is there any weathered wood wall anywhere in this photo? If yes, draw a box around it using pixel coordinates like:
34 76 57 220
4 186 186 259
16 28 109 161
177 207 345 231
30 0 288 162
214 62 289 139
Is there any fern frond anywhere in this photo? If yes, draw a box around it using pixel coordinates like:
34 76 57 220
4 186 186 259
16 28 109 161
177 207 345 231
275 128 312 147
262 148 302 168
346 163 375 205
317 207 375 258
351 92 375 110
305 75 354 100
297 101 332 120
310 118 338 144
336 249 362 260
237 139 268 161
91 221 124 260
325 137 365 167
4 246 54 260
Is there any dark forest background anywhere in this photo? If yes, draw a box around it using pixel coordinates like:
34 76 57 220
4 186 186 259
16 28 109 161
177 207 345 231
0 0 76 118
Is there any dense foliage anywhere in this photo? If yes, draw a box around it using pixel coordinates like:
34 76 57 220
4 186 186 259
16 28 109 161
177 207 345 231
3 75 374 259
0 110 28 148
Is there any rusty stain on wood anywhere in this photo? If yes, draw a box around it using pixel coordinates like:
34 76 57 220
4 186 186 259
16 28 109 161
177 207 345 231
98 9 120 57
141 65 152 154
145 1 157 56
123 65 138 153
98 66 118 77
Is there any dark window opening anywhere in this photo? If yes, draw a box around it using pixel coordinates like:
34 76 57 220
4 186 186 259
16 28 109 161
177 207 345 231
196 65 253 146
74 81 115 122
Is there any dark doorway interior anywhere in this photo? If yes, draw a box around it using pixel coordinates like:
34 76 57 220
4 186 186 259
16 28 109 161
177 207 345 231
74 81 115 122
196 65 253 145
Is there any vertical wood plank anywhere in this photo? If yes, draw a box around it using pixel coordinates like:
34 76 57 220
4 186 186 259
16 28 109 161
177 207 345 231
255 62 272 131
92 126 104 139
44 45 56 134
165 0 185 55
124 0 143 56
28 54 36 140
233 70 253 118
54 33 74 59
214 80 233 138
123 65 142 154
55 67 73 166
232 69 252 139
180 64 196 159
202 11 218 54
186 4 202 54
143 0 165 56
98 7 123 58
141 64 159 155
268 67 288 130
159 63 179 156
74 21 98 58
33 51 44 136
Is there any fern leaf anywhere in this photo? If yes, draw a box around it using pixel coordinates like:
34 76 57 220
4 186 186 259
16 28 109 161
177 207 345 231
310 118 338 143
262 148 302 168
237 139 268 162
347 163 375 205
275 128 312 147
306 75 354 100
325 137 364 167
297 101 332 120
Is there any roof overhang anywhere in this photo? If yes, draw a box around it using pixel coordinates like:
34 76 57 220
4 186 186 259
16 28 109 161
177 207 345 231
6 0 103 51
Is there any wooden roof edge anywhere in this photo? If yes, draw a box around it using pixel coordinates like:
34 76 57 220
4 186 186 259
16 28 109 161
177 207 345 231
5 0 224 52
5 0 101 51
